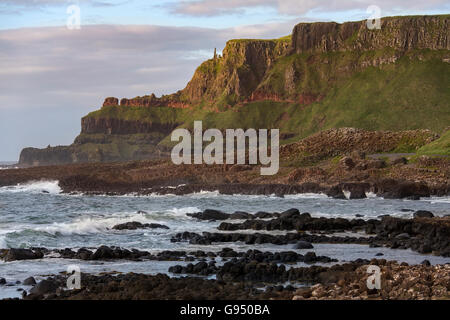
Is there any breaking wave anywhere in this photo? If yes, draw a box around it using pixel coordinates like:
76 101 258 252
0 180 61 194
31 207 201 236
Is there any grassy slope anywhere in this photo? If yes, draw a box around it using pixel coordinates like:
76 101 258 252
417 130 450 156
83 51 450 155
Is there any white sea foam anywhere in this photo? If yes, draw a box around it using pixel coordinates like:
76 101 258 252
284 193 329 199
425 196 450 204
343 190 351 200
0 180 61 194
32 207 200 235
34 215 147 235
166 207 201 217
365 191 378 198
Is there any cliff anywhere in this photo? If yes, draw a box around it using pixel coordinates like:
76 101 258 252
19 15 450 166
291 16 448 53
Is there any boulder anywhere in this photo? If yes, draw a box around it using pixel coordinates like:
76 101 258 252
29 280 58 296
413 210 434 218
4 248 44 262
280 208 300 219
91 246 115 260
395 233 410 240
294 241 314 249
303 252 317 263
187 209 229 221
23 277 37 286
112 221 169 230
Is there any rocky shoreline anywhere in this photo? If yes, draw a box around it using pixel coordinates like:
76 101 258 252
0 155 449 199
1 210 449 300
5 260 448 300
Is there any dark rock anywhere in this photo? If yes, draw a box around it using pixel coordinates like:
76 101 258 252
23 277 37 286
4 248 44 262
395 233 410 240
304 252 317 263
187 209 229 221
294 241 314 249
76 248 93 260
91 246 115 260
0 278 6 285
29 280 58 296
112 221 169 230
391 157 408 165
229 212 252 220
280 208 300 219
421 260 431 266
413 210 434 218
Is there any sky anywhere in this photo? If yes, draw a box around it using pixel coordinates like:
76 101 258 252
0 1 449 161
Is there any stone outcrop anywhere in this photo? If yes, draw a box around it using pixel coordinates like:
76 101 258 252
182 38 291 103
80 117 180 135
292 16 449 53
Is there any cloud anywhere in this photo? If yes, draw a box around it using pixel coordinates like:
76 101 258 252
0 22 295 111
171 0 450 17
0 0 122 7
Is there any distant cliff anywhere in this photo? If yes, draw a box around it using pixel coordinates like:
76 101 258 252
19 15 450 166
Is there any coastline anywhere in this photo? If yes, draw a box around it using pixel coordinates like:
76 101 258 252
0 158 449 199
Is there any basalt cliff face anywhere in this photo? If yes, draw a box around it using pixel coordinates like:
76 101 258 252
19 15 450 166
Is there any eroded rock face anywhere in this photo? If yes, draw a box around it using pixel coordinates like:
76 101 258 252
102 97 119 107
292 16 449 53
80 117 180 135
183 39 291 103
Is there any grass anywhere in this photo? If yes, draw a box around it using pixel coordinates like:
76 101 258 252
83 54 450 154
417 130 450 156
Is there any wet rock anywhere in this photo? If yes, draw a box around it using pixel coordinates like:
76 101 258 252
280 208 300 219
23 277 36 286
171 231 373 246
339 183 370 199
395 233 411 240
377 180 430 199
3 248 44 262
76 248 93 260
229 212 253 220
294 241 314 249
421 260 431 266
303 252 317 263
91 246 115 260
187 209 229 221
112 221 169 230
254 211 276 219
29 280 58 296
413 210 434 218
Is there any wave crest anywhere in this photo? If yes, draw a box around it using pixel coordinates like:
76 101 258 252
0 180 61 194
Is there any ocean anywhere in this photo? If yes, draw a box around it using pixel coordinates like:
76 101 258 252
0 180 449 299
